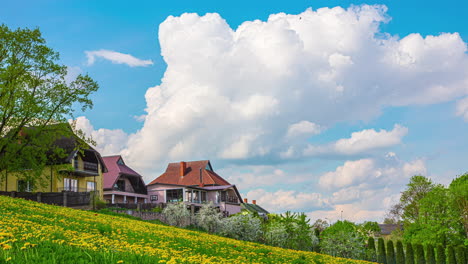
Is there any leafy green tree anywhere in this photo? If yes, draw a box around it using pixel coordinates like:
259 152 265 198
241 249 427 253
367 237 377 262
406 243 415 264
436 244 446 264
359 221 381 238
400 175 435 223
378 238 387 264
387 240 396 264
449 174 468 242
455 245 466 264
0 24 98 185
414 244 425 264
396 241 405 264
320 220 366 260
426 244 436 264
447 245 456 264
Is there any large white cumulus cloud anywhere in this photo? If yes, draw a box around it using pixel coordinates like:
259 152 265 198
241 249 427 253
121 5 468 175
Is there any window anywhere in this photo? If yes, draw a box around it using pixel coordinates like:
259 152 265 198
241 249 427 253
115 180 125 191
166 189 183 203
64 178 78 192
17 180 33 192
87 181 96 192
150 195 158 201
117 158 124 165
201 192 207 202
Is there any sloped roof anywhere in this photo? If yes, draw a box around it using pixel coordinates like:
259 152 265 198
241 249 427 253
378 224 403 235
242 203 269 215
103 155 144 189
147 160 231 186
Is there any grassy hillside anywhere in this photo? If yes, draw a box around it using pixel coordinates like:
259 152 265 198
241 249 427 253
0 196 373 263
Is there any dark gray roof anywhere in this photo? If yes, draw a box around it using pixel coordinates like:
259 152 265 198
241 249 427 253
378 224 403 235
241 203 269 215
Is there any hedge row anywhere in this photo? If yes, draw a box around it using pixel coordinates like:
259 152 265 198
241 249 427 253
367 238 467 264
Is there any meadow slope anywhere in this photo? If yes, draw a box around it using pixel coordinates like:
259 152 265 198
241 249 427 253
0 196 373 264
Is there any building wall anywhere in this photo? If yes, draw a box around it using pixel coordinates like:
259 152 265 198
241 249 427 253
147 184 184 204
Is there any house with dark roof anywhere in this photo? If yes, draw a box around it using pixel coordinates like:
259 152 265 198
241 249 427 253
102 155 147 204
241 198 269 217
147 160 243 216
1 124 107 198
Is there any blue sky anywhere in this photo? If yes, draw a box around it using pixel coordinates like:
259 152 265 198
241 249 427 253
2 0 467 222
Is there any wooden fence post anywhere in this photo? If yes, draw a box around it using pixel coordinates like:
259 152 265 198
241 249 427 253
37 192 42 203
63 192 67 207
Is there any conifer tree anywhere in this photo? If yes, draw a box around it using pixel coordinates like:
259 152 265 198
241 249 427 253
378 238 387 264
455 245 466 264
415 244 426 264
436 245 446 264
387 240 396 264
426 244 436 264
368 237 377 262
406 243 415 264
447 245 456 264
396 241 405 264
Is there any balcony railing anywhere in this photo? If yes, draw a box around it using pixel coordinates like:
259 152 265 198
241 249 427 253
73 161 99 174
219 195 239 204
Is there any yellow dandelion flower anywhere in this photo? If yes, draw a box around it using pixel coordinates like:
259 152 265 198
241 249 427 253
117 261 124 264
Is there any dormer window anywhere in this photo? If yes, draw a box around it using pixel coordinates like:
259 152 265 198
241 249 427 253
205 162 213 171
117 158 124 165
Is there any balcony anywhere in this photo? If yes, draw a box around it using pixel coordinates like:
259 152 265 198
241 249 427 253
219 195 239 204
73 161 99 176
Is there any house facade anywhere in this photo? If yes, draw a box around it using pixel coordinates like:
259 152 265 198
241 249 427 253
1 130 107 198
102 155 147 204
147 160 243 216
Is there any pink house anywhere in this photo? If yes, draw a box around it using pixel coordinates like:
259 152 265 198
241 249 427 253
102 155 148 204
147 160 243 216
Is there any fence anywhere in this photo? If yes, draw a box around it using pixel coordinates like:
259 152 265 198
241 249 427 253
106 203 163 211
0 191 94 207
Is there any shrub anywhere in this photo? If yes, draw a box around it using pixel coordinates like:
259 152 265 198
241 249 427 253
414 244 425 264
162 202 190 227
447 245 456 264
196 202 222 233
320 220 366 260
387 240 396 264
396 241 405 264
367 237 377 262
436 244 446 264
455 245 466 264
406 243 415 264
377 238 387 264
219 213 262 242
264 221 289 248
426 244 436 264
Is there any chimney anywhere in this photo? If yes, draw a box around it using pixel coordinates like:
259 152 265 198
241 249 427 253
244 198 248 203
252 200 256 205
199 168 204 187
180 161 186 177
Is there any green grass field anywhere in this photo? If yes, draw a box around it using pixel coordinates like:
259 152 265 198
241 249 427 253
0 195 374 263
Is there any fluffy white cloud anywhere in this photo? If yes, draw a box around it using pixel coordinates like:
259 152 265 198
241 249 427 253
319 157 426 189
456 96 468 121
304 124 408 156
85 49 153 67
74 116 128 156
119 6 467 177
286 121 323 138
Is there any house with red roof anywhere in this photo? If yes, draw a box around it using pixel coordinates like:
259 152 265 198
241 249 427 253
147 160 243 216
102 155 148 204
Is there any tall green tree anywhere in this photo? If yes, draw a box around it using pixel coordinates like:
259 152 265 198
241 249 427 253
406 243 415 264
455 245 466 264
436 244 446 264
449 174 468 242
447 245 456 264
387 240 396 264
0 24 98 184
400 175 435 223
367 237 377 262
396 241 405 264
378 238 387 264
414 244 425 264
426 244 436 264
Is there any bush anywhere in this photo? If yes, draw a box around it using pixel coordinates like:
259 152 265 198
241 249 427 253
387 240 396 264
377 238 387 264
455 245 466 264
264 221 289 248
396 241 405 264
436 244 446 264
196 202 222 233
414 244 425 264
367 237 376 262
406 243 415 264
320 220 366 260
162 202 190 227
219 213 262 242
447 245 456 264
426 244 436 264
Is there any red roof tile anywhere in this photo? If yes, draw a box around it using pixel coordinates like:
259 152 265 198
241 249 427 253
102 155 144 189
147 160 231 186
